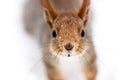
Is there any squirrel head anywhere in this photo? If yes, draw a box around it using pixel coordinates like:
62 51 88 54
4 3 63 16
41 0 90 57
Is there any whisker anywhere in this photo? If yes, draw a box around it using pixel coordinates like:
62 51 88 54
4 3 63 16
79 46 106 69
28 45 59 74
84 49 106 67
28 53 51 74
82 54 91 67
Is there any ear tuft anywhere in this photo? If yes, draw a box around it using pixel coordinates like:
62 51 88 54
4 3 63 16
78 0 90 26
43 8 53 29
40 0 57 29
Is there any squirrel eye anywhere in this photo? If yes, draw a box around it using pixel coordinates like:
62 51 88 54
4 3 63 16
81 30 85 37
52 30 57 38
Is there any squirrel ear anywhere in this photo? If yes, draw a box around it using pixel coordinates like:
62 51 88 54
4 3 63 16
41 0 57 29
78 0 90 26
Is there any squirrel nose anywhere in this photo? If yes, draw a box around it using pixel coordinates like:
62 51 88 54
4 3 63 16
64 43 73 51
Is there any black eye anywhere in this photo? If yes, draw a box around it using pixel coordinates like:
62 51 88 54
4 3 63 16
52 30 57 38
81 30 85 37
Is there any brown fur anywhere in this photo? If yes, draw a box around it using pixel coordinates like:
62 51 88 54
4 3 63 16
50 13 86 55
40 0 97 80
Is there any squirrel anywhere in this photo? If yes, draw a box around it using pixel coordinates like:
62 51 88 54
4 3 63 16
23 0 97 80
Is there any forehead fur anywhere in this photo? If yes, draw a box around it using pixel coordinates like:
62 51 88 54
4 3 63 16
53 12 83 29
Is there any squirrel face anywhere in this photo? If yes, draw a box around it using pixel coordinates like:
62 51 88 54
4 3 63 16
49 13 87 57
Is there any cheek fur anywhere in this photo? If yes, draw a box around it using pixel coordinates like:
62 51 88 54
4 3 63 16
50 40 64 55
74 40 87 54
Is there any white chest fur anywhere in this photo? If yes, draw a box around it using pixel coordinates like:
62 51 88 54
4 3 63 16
58 56 86 80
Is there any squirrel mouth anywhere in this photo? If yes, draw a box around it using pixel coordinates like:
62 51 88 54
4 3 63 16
67 54 71 57
66 52 72 57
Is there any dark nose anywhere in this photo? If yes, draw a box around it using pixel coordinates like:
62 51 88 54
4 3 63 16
64 43 73 51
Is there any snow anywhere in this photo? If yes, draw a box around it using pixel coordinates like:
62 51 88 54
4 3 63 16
0 0 120 80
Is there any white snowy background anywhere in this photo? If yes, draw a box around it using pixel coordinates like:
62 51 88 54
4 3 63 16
0 0 120 80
